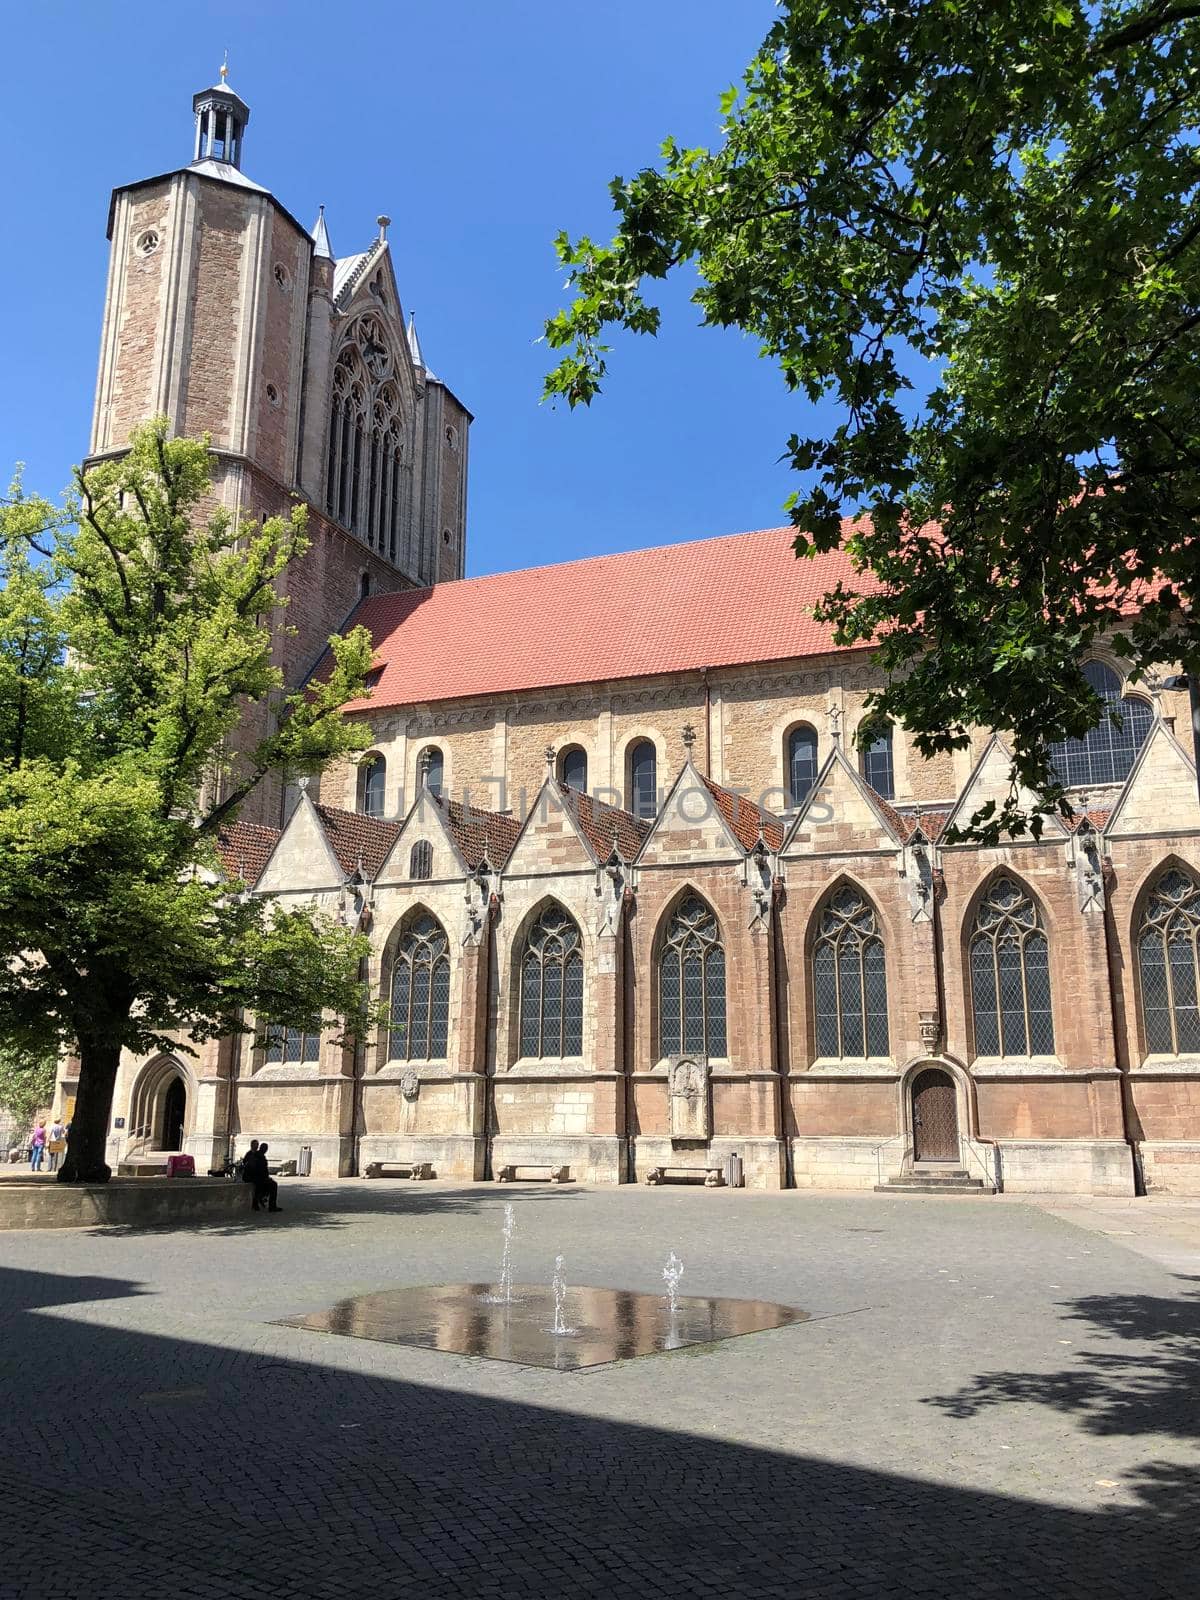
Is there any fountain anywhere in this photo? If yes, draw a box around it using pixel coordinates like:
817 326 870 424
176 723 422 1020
550 1253 576 1336
481 1202 519 1305
662 1251 684 1319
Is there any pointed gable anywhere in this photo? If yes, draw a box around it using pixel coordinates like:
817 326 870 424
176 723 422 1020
1105 720 1200 837
374 788 468 886
636 763 746 867
783 746 903 857
940 734 1067 844
256 794 343 893
502 779 597 876
560 785 650 862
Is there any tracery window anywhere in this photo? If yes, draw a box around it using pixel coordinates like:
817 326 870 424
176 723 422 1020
1051 660 1153 788
659 895 727 1058
787 724 819 808
629 740 657 821
389 913 450 1061
861 724 895 800
812 886 890 1058
325 316 404 562
1138 867 1200 1055
969 877 1055 1057
265 1023 321 1064
409 840 433 881
519 905 584 1058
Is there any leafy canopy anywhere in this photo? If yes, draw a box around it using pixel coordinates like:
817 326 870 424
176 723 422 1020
0 421 379 1073
544 0 1200 838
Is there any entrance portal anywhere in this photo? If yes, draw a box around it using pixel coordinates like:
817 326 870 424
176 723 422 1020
911 1068 958 1162
161 1077 186 1152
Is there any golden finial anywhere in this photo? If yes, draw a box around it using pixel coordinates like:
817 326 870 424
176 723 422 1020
219 50 229 83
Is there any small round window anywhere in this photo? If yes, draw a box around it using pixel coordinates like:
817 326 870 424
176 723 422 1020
135 229 160 257
273 262 291 292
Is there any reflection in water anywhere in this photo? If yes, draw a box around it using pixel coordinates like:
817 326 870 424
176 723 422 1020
278 1284 809 1371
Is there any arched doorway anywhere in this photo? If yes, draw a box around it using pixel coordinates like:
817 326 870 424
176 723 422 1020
161 1077 186 1151
911 1067 959 1162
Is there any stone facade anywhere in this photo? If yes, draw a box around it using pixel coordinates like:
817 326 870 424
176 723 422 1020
63 79 1200 1197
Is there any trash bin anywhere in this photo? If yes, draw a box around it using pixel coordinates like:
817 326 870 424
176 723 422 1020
724 1150 744 1189
297 1144 313 1177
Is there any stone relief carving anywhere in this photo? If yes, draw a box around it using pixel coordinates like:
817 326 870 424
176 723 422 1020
901 834 935 923
399 1066 420 1101
669 1057 710 1141
594 852 625 939
1073 822 1106 914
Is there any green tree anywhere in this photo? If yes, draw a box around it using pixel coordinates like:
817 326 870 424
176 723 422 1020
0 421 378 1183
545 1 1200 837
0 1045 59 1136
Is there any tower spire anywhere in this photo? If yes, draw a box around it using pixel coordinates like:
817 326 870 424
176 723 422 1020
311 205 333 260
407 310 424 369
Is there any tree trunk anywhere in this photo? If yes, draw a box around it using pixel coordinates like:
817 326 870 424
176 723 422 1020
58 1039 122 1184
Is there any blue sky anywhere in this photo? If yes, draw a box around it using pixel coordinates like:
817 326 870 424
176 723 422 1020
1 0 806 577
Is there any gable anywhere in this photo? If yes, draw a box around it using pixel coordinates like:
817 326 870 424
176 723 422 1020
941 735 1067 843
256 797 342 893
502 783 595 877
1105 721 1200 837
783 748 901 857
375 790 466 886
636 765 743 867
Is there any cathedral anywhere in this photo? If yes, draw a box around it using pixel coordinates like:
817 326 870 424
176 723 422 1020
61 74 1200 1196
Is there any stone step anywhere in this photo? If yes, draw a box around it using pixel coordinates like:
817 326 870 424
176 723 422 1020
874 1174 990 1195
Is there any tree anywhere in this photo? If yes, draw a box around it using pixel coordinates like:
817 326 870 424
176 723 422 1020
544 1 1200 837
0 1045 59 1136
0 422 379 1182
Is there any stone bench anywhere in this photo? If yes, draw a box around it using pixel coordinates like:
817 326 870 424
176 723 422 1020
267 1160 297 1178
496 1164 572 1184
363 1160 435 1180
644 1164 725 1187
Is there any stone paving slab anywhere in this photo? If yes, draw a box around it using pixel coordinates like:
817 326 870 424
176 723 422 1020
1 1183 1198 1597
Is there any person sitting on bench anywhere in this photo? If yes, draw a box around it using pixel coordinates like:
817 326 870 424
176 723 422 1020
243 1140 281 1213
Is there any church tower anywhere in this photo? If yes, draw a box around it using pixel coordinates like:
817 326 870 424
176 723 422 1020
87 68 472 820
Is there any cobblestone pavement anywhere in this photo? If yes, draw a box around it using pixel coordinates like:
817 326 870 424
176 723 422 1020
2 1182 1199 1598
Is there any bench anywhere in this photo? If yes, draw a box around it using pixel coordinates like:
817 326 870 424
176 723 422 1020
644 1164 725 1187
363 1160 435 1180
496 1164 572 1184
267 1159 297 1178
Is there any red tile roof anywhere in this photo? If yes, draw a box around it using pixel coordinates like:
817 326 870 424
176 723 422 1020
335 526 876 711
558 784 651 861
434 793 523 870
315 805 403 880
701 775 786 852
215 820 280 886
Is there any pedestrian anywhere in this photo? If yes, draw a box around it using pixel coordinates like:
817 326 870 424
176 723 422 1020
46 1116 67 1173
249 1141 281 1214
239 1138 260 1186
29 1120 47 1173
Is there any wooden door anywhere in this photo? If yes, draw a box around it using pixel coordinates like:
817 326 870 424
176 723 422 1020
912 1069 958 1162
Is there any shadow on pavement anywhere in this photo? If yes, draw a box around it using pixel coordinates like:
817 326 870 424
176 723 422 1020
0 1263 1197 1598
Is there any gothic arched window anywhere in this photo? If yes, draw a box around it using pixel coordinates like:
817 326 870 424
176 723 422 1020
326 317 405 562
389 913 450 1061
1051 660 1153 788
409 840 433 881
629 740 657 820
560 746 588 793
1138 867 1200 1055
969 877 1055 1057
359 754 386 817
660 895 727 1058
787 724 819 808
812 886 890 1058
861 723 895 800
519 905 584 1058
